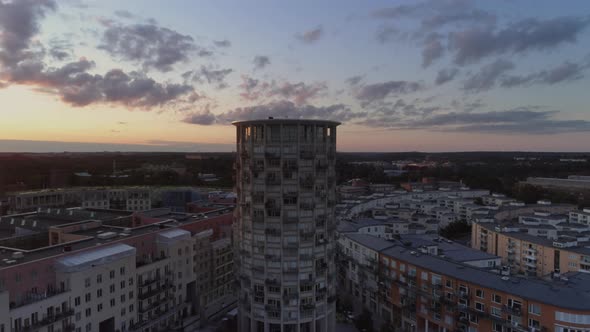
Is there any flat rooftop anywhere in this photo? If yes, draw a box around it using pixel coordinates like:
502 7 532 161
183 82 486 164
0 206 234 269
380 245 590 310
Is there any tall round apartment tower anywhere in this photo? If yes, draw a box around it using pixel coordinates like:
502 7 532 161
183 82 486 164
233 119 339 332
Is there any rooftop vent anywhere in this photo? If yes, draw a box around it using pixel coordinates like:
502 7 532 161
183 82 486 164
97 232 118 240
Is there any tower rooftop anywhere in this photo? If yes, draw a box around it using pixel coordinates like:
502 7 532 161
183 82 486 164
232 118 341 126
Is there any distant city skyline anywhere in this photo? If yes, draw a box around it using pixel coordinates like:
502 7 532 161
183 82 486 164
2 0 590 152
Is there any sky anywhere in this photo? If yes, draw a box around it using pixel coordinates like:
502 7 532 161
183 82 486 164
1 0 590 152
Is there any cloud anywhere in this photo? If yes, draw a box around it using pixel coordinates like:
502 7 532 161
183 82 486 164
376 26 399 43
183 100 366 125
371 3 425 19
501 61 587 87
238 75 264 101
0 0 56 66
371 1 475 22
1 58 194 108
355 80 423 107
113 10 134 19
213 39 231 48
99 22 203 72
0 2 195 111
435 68 459 85
421 9 496 30
47 38 72 60
182 104 216 125
269 81 327 105
449 16 590 65
237 76 327 105
296 25 323 44
366 106 590 134
253 55 271 70
183 65 233 89
422 33 444 67
345 75 363 86
463 59 514 92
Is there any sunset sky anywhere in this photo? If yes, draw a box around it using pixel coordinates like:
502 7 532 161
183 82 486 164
1 0 590 152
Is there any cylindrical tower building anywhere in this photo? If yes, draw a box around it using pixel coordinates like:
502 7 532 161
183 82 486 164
233 119 339 332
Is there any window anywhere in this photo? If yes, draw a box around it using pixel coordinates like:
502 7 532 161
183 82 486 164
475 302 485 312
492 322 502 332
96 274 102 284
75 312 81 321
121 307 126 316
110 298 116 307
85 293 91 302
529 303 541 315
491 307 502 317
84 278 91 287
129 291 134 299
528 318 540 329
128 277 134 286
121 294 126 303
476 289 484 298
110 270 115 279
445 280 452 288
492 294 502 304
97 303 102 312
75 297 80 306
129 304 134 313
97 289 102 298
120 280 125 289
110 284 115 293
120 267 125 275
85 308 91 317
85 323 91 332
469 314 479 324
459 284 468 295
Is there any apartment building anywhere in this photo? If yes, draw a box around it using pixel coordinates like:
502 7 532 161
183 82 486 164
337 232 590 332
472 218 590 277
6 188 153 214
570 209 590 225
234 119 339 332
0 205 235 332
7 190 82 213
82 189 151 211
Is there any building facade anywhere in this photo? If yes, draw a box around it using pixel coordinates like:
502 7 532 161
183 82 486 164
233 119 339 332
0 206 236 332
336 231 590 332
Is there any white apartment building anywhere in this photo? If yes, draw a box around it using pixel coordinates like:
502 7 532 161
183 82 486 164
570 208 590 225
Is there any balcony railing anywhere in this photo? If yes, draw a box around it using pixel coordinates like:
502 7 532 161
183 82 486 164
20 308 75 331
10 286 69 309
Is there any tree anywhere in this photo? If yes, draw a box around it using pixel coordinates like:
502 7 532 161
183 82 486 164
354 309 374 332
440 220 471 239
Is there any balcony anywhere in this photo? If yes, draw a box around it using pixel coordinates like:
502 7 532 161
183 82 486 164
502 305 522 316
283 215 298 224
20 308 75 331
300 151 314 160
138 295 173 313
265 178 281 186
130 305 180 332
300 303 315 310
10 286 69 309
138 281 173 300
